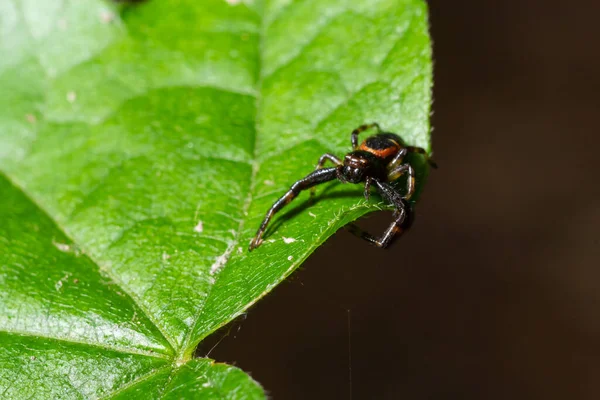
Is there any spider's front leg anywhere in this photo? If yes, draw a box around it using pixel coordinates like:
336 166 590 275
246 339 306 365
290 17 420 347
249 167 338 251
347 179 413 248
310 153 342 199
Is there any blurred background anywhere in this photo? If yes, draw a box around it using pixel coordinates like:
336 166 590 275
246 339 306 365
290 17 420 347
198 1 600 398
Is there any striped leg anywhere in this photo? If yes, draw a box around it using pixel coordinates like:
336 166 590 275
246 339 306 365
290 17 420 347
347 208 410 248
249 167 338 251
350 123 381 149
387 147 408 170
405 146 438 169
387 163 415 200
347 179 413 248
310 153 342 198
363 177 373 201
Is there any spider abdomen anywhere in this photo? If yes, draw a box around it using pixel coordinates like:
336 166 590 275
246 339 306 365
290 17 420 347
358 133 404 162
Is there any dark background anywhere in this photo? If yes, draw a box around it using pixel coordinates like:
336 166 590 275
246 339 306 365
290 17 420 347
199 1 600 398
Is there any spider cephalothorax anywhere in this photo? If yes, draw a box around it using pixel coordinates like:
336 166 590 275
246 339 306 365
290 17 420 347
248 123 436 251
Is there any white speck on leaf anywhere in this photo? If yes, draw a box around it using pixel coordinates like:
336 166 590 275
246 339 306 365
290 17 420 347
282 237 296 244
210 243 235 275
202 382 211 388
162 252 170 260
53 241 71 252
54 274 70 292
287 255 293 261
308 211 317 218
194 220 204 233
225 0 241 4
210 254 227 275
263 180 274 186
99 10 115 24
237 247 243 254
66 91 77 103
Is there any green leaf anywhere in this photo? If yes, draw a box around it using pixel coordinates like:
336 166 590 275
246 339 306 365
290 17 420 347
0 0 432 397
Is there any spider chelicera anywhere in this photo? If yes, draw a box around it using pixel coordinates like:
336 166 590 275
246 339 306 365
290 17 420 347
248 123 436 251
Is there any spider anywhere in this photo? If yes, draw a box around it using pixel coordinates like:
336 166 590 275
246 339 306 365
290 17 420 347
248 123 436 251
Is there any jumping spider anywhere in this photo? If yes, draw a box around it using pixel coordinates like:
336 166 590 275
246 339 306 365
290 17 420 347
248 123 436 251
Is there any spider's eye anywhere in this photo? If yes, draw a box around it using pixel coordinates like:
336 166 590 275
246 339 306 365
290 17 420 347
342 165 363 183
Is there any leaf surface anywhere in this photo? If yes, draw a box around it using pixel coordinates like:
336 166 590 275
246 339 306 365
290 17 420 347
0 0 432 397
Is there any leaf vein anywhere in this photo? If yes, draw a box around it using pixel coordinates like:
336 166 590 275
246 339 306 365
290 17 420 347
0 328 171 360
0 170 177 355
104 365 172 400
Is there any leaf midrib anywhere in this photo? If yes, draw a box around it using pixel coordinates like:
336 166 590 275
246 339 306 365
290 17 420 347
176 1 267 362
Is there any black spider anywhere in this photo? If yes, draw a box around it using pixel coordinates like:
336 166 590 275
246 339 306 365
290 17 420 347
248 123 436 251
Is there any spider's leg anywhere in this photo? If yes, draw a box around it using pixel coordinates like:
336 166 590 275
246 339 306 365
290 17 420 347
346 179 413 248
310 153 342 199
249 167 338 251
315 153 342 169
405 146 438 169
363 176 372 201
387 147 407 170
347 208 411 248
387 163 415 200
351 122 381 149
